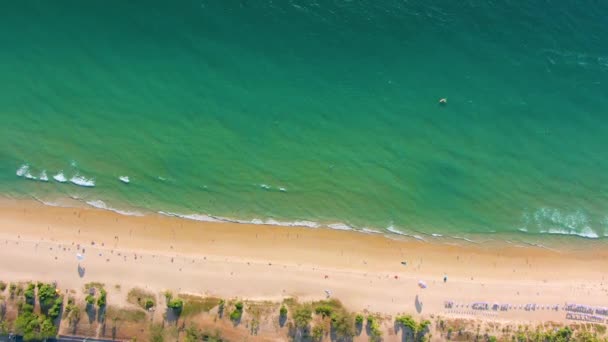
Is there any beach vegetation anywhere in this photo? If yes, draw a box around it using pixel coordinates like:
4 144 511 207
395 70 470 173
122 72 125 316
280 304 288 317
366 316 382 342
184 323 199 342
330 311 355 340
84 282 105 291
395 315 431 341
201 329 225 342
355 314 364 325
64 302 81 326
167 298 184 312
24 283 35 304
218 299 225 317
150 323 165 342
312 325 324 341
0 281 6 292
37 283 58 309
14 302 57 341
85 294 95 305
9 283 17 298
293 306 313 329
178 294 221 316
47 296 63 320
164 291 173 303
105 306 147 323
97 288 107 308
127 287 156 310
230 301 244 322
314 304 333 318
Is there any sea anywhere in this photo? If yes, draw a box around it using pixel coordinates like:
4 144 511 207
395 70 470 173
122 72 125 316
1 1 607 246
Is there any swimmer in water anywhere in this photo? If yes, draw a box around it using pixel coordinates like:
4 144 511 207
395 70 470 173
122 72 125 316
439 98 447 104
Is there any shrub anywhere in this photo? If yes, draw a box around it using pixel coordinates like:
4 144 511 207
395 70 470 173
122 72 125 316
167 298 184 311
314 304 333 318
330 312 355 340
38 283 58 309
235 301 243 311
14 311 57 341
9 283 17 296
355 314 364 325
312 325 324 341
367 316 382 341
20 302 34 314
280 305 288 317
97 288 107 308
47 297 63 320
230 301 244 322
145 299 155 310
24 283 36 304
229 309 242 322
164 291 173 303
86 294 95 305
184 324 200 342
294 307 312 329
0 281 7 291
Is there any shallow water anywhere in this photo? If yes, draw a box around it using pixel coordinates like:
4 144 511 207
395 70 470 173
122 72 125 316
1 1 607 241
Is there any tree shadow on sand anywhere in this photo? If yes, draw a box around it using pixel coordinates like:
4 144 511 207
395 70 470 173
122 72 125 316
415 295 423 314
279 314 288 327
78 265 86 278
86 303 97 323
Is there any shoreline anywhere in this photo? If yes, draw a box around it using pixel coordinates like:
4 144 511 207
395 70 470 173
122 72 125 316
24 193 608 251
1 196 607 326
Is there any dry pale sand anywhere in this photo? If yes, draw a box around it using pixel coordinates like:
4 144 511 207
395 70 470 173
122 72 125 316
0 197 607 324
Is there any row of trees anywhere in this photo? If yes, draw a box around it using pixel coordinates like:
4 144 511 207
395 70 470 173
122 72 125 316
14 282 63 341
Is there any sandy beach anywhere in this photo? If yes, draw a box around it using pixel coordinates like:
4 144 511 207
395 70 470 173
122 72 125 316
1 197 607 328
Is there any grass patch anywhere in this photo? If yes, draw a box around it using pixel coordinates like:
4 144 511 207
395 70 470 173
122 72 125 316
84 282 104 291
127 288 156 310
105 306 147 323
179 294 221 317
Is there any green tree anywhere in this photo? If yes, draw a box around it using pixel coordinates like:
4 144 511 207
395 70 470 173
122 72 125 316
184 323 200 342
330 312 355 340
367 316 382 342
294 307 312 329
280 305 288 318
314 304 333 318
312 325 324 341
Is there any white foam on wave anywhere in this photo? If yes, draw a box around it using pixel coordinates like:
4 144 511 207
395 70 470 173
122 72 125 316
540 227 599 239
260 184 271 190
328 223 354 231
39 170 49 182
158 211 224 223
119 176 130 184
70 175 95 187
86 200 143 217
431 233 443 237
158 211 322 228
385 225 426 241
279 187 287 192
53 172 68 183
16 164 29 177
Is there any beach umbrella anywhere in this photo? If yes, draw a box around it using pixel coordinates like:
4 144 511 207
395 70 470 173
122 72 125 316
418 280 427 289
76 253 85 262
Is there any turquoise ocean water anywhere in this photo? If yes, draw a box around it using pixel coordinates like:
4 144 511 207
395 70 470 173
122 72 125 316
1 1 607 243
